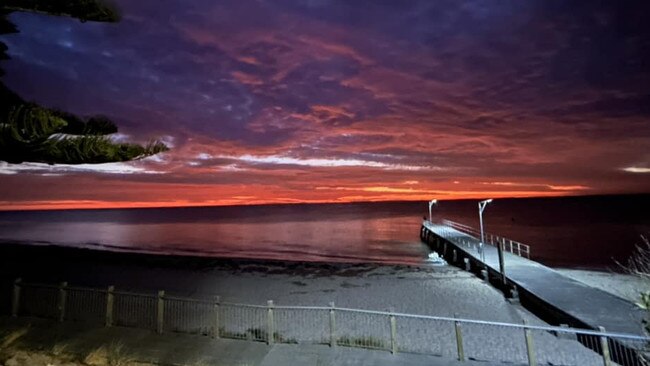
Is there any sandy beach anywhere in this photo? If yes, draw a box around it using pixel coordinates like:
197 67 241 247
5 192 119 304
556 268 650 305
0 243 621 365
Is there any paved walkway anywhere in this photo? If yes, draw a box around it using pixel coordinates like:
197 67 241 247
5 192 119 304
423 221 645 336
0 316 511 366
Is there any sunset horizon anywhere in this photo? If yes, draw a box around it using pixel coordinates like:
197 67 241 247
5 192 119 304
1 190 645 212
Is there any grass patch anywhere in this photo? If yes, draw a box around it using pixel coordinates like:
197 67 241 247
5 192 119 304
0 328 28 350
50 341 71 357
337 336 385 349
218 327 298 344
218 327 248 339
84 341 135 366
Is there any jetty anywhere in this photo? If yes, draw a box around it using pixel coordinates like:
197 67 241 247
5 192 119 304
421 220 644 336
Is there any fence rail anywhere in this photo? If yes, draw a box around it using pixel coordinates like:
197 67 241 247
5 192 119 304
441 219 531 259
8 278 649 365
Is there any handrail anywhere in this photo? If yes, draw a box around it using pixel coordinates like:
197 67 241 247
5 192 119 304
15 280 648 341
438 219 531 259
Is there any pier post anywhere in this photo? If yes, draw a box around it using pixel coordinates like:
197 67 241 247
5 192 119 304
480 269 488 281
464 258 470 271
156 290 165 334
598 326 612 366
329 302 336 347
390 310 397 354
509 286 520 303
453 249 457 263
523 319 537 366
105 285 114 327
212 296 220 338
454 314 465 361
57 281 68 322
498 239 506 285
11 278 21 317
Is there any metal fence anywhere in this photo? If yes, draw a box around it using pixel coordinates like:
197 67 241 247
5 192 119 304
8 278 649 366
441 219 531 259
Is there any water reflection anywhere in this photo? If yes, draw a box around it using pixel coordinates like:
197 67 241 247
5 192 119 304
0 213 428 264
0 196 648 268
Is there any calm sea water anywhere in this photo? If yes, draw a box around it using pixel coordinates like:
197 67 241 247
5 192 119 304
0 195 648 269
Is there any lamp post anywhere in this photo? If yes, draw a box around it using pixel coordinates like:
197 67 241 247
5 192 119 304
478 199 493 262
428 199 437 222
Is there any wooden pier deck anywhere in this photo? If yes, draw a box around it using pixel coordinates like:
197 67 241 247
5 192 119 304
421 221 645 337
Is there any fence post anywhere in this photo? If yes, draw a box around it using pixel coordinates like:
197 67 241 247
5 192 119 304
105 285 114 327
212 295 220 339
453 314 465 361
329 302 336 347
267 300 275 345
598 326 612 366
11 278 21 317
390 311 397 354
57 281 68 322
157 290 165 334
523 319 537 366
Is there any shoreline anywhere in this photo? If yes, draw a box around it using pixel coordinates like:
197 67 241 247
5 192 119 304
0 242 520 320
1 242 644 302
0 241 431 275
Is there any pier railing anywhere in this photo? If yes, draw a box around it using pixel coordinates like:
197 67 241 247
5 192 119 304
8 278 648 366
441 219 531 259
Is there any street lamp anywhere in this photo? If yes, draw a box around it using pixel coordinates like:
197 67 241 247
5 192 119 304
428 199 437 222
478 198 493 261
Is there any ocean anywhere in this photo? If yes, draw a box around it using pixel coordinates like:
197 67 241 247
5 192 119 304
0 194 648 269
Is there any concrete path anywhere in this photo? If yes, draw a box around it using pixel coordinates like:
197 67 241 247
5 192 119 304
0 316 512 366
423 221 644 336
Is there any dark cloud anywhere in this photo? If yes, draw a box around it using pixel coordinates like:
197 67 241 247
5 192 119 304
1 0 649 208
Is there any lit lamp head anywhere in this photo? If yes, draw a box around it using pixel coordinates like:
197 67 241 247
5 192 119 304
427 199 438 222
479 198 493 212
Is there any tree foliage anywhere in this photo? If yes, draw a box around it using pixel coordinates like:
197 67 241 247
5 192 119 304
2 0 120 23
0 103 168 164
0 0 169 165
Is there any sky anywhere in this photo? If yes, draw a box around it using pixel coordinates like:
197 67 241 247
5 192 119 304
0 0 649 210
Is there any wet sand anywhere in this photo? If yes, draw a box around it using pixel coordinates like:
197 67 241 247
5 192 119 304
0 243 519 321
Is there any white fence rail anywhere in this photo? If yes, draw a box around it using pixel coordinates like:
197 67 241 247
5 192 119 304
8 279 648 366
441 219 531 259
